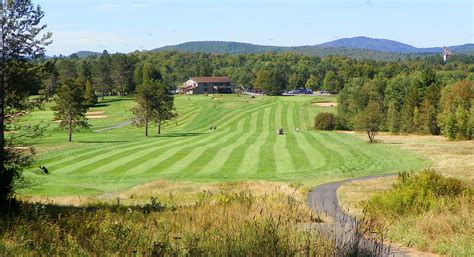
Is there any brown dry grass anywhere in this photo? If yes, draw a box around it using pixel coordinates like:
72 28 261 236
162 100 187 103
337 133 473 256
340 132 473 180
23 181 307 208
338 132 473 216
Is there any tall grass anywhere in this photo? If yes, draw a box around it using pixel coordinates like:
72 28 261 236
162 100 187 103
1 190 336 256
362 170 473 256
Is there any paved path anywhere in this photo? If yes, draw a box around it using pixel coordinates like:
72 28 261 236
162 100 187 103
94 120 132 133
307 174 412 256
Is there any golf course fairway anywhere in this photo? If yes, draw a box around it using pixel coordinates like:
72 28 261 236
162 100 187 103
21 95 427 196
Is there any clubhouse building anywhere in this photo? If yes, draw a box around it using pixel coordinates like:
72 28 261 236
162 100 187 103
180 77 234 94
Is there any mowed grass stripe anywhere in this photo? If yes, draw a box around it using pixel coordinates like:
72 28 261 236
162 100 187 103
61 102 272 175
238 107 272 175
39 140 147 168
86 133 203 175
45 138 176 172
301 132 344 176
256 100 277 175
135 103 273 176
158 116 248 177
283 103 314 173
184 100 269 132
39 104 201 167
321 132 376 174
273 102 295 175
201 110 261 177
173 113 251 176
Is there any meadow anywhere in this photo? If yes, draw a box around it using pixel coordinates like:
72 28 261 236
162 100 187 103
21 94 427 197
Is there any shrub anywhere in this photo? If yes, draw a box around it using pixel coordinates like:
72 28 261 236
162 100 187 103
363 170 472 222
314 112 336 130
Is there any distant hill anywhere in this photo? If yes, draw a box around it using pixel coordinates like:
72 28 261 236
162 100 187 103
152 41 428 61
155 41 282 54
151 37 474 60
320 36 474 54
70 51 102 58
67 37 473 61
320 36 417 53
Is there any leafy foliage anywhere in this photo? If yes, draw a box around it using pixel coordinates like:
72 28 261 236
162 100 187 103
1 0 51 204
314 112 336 131
363 170 472 221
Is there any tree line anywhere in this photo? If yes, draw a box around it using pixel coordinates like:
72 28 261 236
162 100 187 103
42 50 474 141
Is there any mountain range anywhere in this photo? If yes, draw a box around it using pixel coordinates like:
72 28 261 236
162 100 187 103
71 36 474 61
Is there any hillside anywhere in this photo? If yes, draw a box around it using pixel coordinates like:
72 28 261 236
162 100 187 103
151 37 474 60
152 41 421 61
69 37 473 61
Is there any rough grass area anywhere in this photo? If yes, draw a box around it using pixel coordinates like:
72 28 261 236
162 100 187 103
2 185 334 256
19 95 426 196
339 171 473 256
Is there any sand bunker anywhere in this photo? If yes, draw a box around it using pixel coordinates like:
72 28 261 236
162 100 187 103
85 110 107 119
86 111 105 115
313 102 338 107
86 115 107 119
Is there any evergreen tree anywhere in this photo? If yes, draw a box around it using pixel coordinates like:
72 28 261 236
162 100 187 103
84 80 97 106
154 81 176 135
445 111 458 140
1 0 52 205
53 80 89 142
386 101 399 133
111 54 133 96
456 106 470 140
132 81 161 137
93 50 113 99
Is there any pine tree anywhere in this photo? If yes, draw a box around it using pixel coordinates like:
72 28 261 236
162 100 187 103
445 111 458 140
386 101 399 133
53 80 89 142
84 80 97 106
456 106 470 140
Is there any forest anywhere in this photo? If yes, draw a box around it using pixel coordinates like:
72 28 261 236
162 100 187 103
34 50 474 140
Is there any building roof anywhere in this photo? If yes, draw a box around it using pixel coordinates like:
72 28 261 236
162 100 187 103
189 77 232 83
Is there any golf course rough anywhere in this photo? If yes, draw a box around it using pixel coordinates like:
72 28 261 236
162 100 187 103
23 95 427 196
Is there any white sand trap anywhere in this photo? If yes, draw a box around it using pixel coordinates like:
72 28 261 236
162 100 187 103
86 111 105 115
86 115 107 119
53 120 62 123
313 102 338 107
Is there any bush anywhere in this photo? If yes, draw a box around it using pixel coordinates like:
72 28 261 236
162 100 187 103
363 170 472 221
314 112 336 130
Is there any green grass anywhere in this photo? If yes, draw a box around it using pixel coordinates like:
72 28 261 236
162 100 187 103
20 95 427 196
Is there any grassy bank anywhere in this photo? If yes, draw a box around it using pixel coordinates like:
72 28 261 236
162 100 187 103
3 183 332 255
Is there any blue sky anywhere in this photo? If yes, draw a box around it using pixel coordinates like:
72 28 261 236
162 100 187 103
37 0 473 55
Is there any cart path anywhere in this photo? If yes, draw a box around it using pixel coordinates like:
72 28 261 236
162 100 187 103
94 120 132 133
307 174 416 257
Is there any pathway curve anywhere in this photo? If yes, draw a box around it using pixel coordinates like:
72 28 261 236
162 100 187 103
94 120 132 133
307 174 412 257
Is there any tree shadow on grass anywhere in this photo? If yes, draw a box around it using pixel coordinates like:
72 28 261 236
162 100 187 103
94 97 134 107
76 140 130 144
151 132 205 138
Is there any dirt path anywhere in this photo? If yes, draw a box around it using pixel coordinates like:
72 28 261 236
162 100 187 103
307 174 413 256
94 120 132 133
